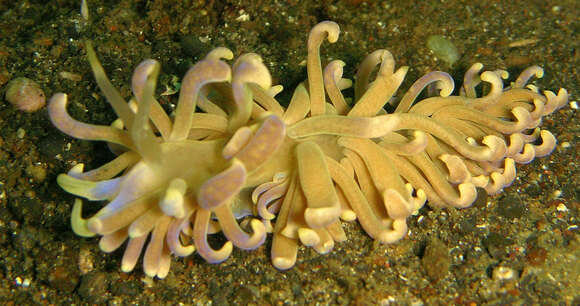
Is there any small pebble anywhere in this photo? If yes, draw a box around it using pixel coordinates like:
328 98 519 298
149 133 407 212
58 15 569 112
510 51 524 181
59 71 82 81
48 265 80 293
15 276 31 287
5 77 46 112
78 246 94 275
556 203 568 212
421 237 450 282
427 35 460 67
492 266 516 281
26 164 47 182
78 272 109 303
17 128 26 139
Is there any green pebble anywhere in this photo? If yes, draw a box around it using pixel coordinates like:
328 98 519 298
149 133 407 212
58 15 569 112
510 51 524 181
427 35 460 67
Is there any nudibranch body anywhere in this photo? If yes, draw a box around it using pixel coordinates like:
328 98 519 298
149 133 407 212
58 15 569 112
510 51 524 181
49 21 568 278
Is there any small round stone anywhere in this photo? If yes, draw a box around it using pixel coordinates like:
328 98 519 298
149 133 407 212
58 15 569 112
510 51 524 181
427 35 460 67
5 77 46 112
492 266 516 281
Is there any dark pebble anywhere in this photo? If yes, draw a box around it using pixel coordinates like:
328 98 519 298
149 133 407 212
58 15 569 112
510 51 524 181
421 238 451 282
524 183 542 198
472 188 488 208
521 271 562 302
526 247 548 266
497 195 526 219
13 225 39 252
9 198 43 224
180 35 210 59
110 279 141 297
457 216 477 234
291 281 303 297
483 232 514 259
234 286 255 303
48 265 79 293
37 133 69 161
208 279 230 305
78 272 110 303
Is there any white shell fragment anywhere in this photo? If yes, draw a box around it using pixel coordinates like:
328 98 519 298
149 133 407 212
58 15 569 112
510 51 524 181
5 77 46 112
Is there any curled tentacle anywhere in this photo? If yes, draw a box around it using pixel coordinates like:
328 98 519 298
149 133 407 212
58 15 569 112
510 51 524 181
323 60 350 114
193 209 233 263
354 49 394 102
395 71 455 113
478 70 505 102
542 88 569 115
253 174 290 220
394 113 508 162
205 47 234 61
229 53 272 131
307 21 340 116
433 104 533 134
513 65 543 89
213 204 266 250
379 130 428 156
439 154 471 184
460 62 484 98
348 65 409 117
532 130 557 157
166 215 195 257
71 199 96 238
48 93 135 150
131 59 172 140
170 59 232 141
